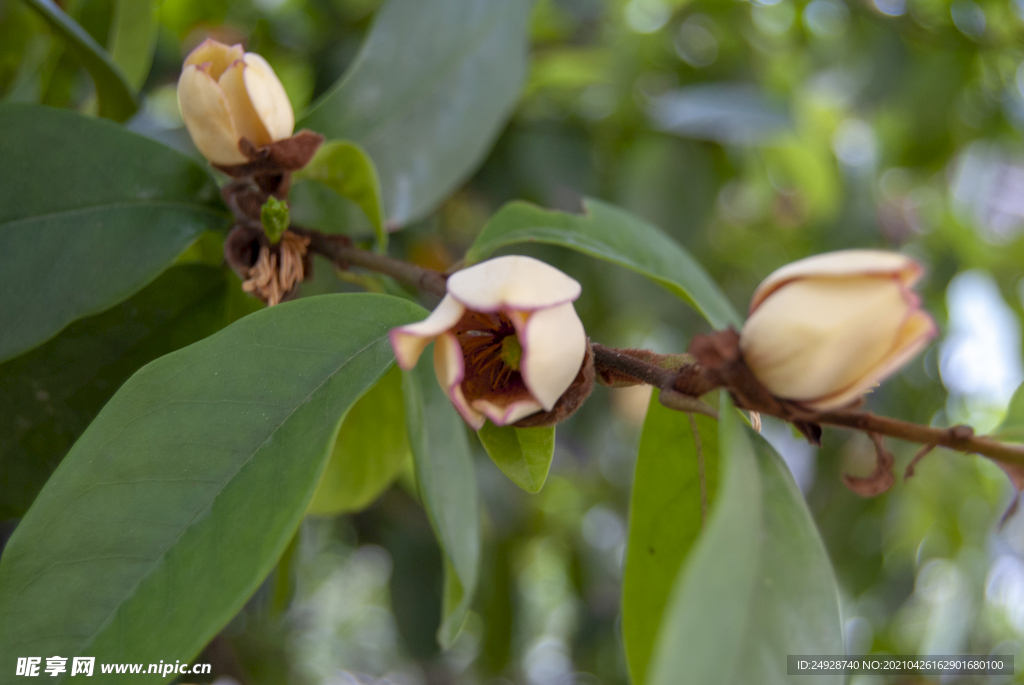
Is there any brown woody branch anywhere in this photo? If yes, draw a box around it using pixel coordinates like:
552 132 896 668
811 411 1024 467
295 227 448 297
299 233 1024 469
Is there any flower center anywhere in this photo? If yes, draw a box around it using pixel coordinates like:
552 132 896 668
453 311 529 402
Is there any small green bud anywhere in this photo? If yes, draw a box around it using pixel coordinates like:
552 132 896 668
500 334 522 371
260 196 290 244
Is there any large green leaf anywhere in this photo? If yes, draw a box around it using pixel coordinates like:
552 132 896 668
108 0 158 89
295 140 388 250
21 0 138 121
0 294 425 681
646 399 844 685
465 199 742 330
622 395 720 685
0 264 256 519
403 359 481 648
300 0 531 227
477 422 555 494
0 104 227 364
308 365 410 515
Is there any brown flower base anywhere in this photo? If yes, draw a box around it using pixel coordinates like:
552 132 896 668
682 328 823 445
212 130 325 179
216 131 326 221
514 342 595 428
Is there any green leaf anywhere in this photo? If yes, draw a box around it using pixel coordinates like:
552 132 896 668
465 199 742 330
108 0 158 89
993 382 1024 443
0 264 255 519
0 104 227 364
622 395 720 685
21 0 138 121
646 398 844 685
403 358 481 648
308 365 411 515
296 140 388 250
477 422 555 494
300 0 531 227
0 294 426 675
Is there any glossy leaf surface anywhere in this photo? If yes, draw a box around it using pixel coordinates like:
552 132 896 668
0 294 425 679
646 400 844 685
108 0 158 89
403 359 481 648
465 199 742 329
0 264 256 519
300 0 531 226
0 104 226 364
477 422 555 494
622 397 720 685
296 140 388 250
308 365 410 515
21 0 137 120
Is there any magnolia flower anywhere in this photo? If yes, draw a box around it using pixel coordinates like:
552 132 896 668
739 250 937 410
390 256 588 429
177 39 294 166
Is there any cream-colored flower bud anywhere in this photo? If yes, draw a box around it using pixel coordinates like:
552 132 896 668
390 256 588 429
739 250 937 410
177 38 295 166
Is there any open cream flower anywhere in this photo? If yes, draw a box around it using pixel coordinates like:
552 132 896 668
391 256 588 429
739 250 937 410
177 39 294 166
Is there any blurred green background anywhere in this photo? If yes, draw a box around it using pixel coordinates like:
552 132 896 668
4 0 1024 682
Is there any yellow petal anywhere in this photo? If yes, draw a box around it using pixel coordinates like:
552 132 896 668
739 277 910 402
803 309 936 410
240 53 294 142
182 38 244 80
434 332 485 429
177 64 247 166
749 250 922 313
389 294 465 370
513 302 587 411
218 59 272 148
447 255 581 312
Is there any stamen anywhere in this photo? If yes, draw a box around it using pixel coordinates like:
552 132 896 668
454 311 526 402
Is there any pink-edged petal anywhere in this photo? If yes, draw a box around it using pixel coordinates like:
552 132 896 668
389 294 465 370
802 309 937 410
447 255 581 312
740 277 909 402
749 250 923 313
240 53 294 142
434 332 485 430
218 59 272 148
177 64 247 165
183 38 244 79
512 302 587 411
471 397 544 426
